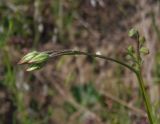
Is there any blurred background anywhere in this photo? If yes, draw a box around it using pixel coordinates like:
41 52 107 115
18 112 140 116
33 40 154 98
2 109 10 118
0 0 160 124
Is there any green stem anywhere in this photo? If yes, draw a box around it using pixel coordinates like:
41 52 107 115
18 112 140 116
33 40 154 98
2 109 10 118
49 50 136 73
135 71 154 124
135 34 154 124
49 49 154 123
48 49 155 123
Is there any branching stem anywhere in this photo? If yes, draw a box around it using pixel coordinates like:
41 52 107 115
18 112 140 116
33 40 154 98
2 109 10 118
49 49 154 124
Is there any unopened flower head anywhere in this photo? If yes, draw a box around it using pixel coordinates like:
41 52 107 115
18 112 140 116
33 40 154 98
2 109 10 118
139 36 146 46
28 52 49 64
127 45 134 54
128 28 139 39
18 51 38 64
26 64 42 71
140 47 149 55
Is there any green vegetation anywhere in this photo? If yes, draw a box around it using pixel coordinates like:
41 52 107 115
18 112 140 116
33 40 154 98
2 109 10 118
0 0 160 124
19 28 155 124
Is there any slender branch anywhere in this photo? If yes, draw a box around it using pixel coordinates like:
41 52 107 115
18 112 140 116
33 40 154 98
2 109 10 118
137 42 140 60
49 50 136 73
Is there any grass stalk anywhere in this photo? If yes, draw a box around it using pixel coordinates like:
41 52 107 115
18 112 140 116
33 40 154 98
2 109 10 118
135 71 154 124
49 49 154 124
19 29 155 123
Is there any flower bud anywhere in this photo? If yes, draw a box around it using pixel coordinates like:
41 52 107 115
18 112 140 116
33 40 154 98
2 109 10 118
28 52 49 64
140 47 149 55
128 28 139 39
18 51 38 64
139 36 146 46
127 45 134 54
26 64 41 71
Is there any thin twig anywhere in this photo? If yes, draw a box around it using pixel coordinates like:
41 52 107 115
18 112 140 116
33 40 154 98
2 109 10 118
49 50 136 73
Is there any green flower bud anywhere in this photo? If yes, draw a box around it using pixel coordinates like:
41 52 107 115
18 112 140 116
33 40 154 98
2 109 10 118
28 52 49 64
140 47 149 55
26 64 41 71
127 45 134 54
139 36 146 46
18 51 38 64
128 28 139 39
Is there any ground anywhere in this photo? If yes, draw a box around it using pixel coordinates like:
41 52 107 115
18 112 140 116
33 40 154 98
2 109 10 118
0 0 160 124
